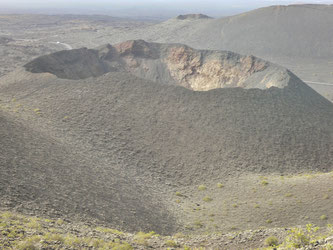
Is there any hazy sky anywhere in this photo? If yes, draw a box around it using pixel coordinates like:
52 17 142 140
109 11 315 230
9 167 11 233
1 0 333 18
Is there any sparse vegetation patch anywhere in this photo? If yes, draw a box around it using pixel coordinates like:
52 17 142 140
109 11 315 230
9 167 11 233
264 236 279 246
217 183 224 188
203 196 213 202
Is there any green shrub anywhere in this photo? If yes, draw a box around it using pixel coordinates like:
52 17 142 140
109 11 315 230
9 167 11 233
165 240 178 247
15 236 41 250
193 221 203 228
173 232 185 238
134 231 157 246
109 242 133 250
198 185 207 191
91 239 106 248
43 233 64 243
55 219 64 225
217 183 224 188
320 215 328 220
264 236 279 246
1 211 16 220
64 235 83 247
261 180 269 186
134 231 157 240
6 227 23 238
17 242 37 250
33 108 42 115
325 243 333 250
327 224 333 233
26 218 40 229
281 224 319 248
203 196 213 202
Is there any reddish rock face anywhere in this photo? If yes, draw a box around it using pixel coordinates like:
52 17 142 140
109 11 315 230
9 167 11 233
109 41 287 91
164 46 270 90
114 40 156 59
166 46 202 89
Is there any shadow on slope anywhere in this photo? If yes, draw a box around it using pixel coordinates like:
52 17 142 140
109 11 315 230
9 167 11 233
0 111 178 234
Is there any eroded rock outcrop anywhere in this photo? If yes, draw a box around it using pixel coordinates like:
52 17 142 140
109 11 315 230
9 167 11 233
165 46 269 90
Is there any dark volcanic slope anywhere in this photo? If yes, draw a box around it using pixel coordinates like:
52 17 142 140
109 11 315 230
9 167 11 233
0 110 178 234
1 41 333 233
24 48 109 80
1 40 333 184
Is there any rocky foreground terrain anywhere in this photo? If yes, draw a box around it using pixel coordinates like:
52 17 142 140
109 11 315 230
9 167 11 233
1 210 333 249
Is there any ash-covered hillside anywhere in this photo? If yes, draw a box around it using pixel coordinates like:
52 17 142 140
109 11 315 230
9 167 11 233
0 110 178 234
119 5 333 60
0 41 332 234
